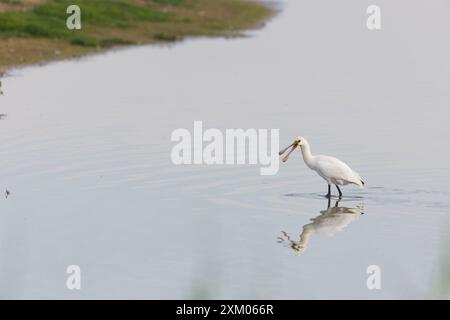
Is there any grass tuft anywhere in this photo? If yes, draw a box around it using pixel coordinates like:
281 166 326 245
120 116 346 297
153 33 178 42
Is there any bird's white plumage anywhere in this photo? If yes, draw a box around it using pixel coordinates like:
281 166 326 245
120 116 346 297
311 155 363 186
279 137 364 196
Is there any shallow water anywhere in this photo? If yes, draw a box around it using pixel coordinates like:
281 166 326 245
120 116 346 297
0 0 450 299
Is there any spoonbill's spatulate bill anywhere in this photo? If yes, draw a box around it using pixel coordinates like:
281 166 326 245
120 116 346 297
279 137 364 198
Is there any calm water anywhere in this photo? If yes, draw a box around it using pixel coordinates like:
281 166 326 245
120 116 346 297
0 0 449 299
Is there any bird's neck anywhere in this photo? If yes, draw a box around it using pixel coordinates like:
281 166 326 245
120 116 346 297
300 141 314 167
299 224 314 247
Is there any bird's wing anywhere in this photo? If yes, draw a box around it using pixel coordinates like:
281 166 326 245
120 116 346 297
314 155 362 185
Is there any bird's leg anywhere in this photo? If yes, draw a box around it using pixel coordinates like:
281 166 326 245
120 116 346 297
335 185 343 198
326 184 331 198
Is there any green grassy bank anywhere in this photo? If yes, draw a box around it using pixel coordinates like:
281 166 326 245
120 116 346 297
0 0 272 71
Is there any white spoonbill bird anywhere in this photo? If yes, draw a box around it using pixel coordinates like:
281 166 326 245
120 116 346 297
279 137 364 198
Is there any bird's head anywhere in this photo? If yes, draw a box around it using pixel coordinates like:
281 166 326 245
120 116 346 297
279 136 305 162
294 136 305 146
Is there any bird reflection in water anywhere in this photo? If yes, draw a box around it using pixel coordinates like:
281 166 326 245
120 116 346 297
277 199 364 254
